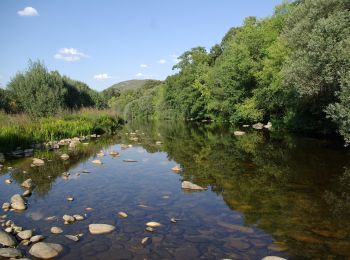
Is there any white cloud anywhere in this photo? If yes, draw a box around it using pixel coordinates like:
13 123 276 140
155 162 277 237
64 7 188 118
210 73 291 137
94 73 112 80
140 64 148 68
169 54 180 63
135 72 154 78
158 59 167 64
54 48 88 62
18 7 39 16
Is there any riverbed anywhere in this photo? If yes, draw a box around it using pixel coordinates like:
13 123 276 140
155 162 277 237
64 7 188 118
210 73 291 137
1 120 350 259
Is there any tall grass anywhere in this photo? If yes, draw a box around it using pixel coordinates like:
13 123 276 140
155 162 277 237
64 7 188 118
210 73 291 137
0 109 123 152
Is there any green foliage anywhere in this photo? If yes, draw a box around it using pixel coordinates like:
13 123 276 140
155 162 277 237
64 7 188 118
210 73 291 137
5 60 107 117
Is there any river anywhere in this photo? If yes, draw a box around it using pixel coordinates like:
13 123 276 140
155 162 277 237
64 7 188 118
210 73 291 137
0 120 350 259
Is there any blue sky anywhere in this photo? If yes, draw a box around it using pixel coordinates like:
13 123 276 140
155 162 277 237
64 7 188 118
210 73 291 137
0 0 282 91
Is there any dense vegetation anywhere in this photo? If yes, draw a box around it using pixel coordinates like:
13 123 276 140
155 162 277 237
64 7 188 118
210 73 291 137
1 60 106 116
105 0 350 144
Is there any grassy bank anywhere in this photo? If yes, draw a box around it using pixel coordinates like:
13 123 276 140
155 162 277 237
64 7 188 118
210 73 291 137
0 108 123 153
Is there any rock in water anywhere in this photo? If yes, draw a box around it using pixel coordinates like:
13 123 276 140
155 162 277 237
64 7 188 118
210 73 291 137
65 235 79 242
10 194 26 210
234 131 246 136
0 231 17 247
63 215 75 223
264 121 272 129
181 181 205 191
50 227 63 234
0 248 22 258
29 242 63 259
32 158 45 166
118 212 128 218
30 235 44 243
146 222 162 228
92 160 102 165
21 178 35 189
171 165 182 172
89 224 115 234
252 122 264 130
110 150 119 156
60 154 70 160
17 230 33 240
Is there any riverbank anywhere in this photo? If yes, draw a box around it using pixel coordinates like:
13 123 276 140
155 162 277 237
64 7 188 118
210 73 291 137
0 109 123 154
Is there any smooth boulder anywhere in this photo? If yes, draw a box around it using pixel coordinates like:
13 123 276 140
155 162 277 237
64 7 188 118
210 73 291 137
33 158 45 166
10 194 26 210
29 242 63 259
89 224 115 234
17 230 33 240
0 231 17 247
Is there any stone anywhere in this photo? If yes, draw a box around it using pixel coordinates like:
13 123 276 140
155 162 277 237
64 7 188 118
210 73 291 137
50 227 63 234
10 194 26 210
21 178 35 189
110 150 119 156
0 248 22 258
5 179 12 184
5 227 12 233
22 190 32 197
17 230 33 240
97 152 105 157
92 159 102 164
181 181 205 191
30 235 44 243
234 131 246 136
0 230 17 247
123 159 138 162
118 212 128 218
60 154 70 160
89 224 115 234
73 214 84 221
32 158 45 166
264 121 272 129
67 196 74 201
171 165 182 172
63 215 75 223
145 227 155 232
141 237 151 245
252 122 264 130
2 202 11 210
29 242 63 259
146 221 162 228
65 235 79 242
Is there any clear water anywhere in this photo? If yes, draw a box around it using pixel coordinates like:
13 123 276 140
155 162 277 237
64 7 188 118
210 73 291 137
1 120 350 259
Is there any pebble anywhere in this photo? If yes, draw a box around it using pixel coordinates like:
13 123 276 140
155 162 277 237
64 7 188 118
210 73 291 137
85 207 94 211
5 179 12 184
30 235 44 243
146 221 162 228
141 237 151 245
92 159 102 164
45 216 57 221
73 214 84 221
21 178 35 189
2 202 11 210
0 230 17 247
89 224 116 234
63 215 75 224
181 181 205 191
67 196 74 202
65 235 79 242
234 131 246 136
50 227 63 234
10 194 26 210
145 227 155 232
32 158 45 166
22 190 32 197
118 212 128 218
171 165 182 172
60 154 70 160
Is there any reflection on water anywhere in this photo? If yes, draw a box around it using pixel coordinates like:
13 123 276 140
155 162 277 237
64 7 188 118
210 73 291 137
0 120 350 259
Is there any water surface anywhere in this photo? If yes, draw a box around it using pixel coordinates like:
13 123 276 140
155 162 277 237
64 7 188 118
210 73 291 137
1 120 350 259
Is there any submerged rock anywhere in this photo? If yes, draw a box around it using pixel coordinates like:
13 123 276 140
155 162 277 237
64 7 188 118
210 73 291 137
5 179 12 184
118 212 128 218
65 235 79 242
30 235 44 243
89 224 115 234
29 242 63 259
63 215 75 224
181 181 205 191
50 227 63 234
110 150 120 156
10 194 26 210
0 231 17 247
0 248 22 258
172 165 182 172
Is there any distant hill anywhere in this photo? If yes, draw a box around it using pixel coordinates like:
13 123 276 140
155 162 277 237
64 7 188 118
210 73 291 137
103 79 152 93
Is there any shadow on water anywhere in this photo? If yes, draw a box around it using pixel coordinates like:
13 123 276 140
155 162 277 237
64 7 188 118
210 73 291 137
0 119 349 259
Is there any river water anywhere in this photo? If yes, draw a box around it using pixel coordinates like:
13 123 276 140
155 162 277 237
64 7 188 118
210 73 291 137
0 120 350 259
